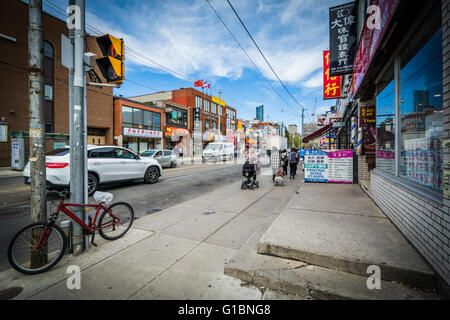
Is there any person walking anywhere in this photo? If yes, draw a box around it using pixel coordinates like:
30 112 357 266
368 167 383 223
288 147 299 179
281 149 288 176
270 146 281 182
179 146 184 158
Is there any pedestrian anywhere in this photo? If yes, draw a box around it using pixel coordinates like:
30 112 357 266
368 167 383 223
179 146 184 158
281 149 288 176
288 147 299 179
270 146 281 182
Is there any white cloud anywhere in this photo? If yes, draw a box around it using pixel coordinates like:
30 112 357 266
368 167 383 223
303 71 323 88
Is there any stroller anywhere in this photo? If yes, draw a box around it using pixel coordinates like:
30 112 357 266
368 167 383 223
241 161 259 190
274 166 285 186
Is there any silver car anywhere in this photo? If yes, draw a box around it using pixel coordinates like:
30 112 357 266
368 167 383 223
140 149 178 168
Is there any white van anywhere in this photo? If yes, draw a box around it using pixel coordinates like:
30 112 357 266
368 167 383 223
202 142 234 162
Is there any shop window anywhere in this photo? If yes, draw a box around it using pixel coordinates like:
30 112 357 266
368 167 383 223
204 120 210 131
195 96 202 109
376 79 395 175
122 106 133 125
153 113 161 130
212 121 216 130
399 29 443 191
144 110 153 129
133 108 143 127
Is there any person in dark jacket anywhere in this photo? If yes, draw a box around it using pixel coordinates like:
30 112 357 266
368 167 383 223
281 149 288 176
288 147 299 179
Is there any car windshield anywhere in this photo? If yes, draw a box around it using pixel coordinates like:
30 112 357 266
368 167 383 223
205 144 220 151
46 148 70 156
141 150 156 156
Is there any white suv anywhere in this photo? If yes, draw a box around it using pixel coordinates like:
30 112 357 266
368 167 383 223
23 145 162 195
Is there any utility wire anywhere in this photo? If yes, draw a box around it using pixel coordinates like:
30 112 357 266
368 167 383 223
226 0 307 111
205 0 295 113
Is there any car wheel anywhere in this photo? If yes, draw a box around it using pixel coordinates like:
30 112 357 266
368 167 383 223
144 166 160 184
170 161 176 168
88 173 98 196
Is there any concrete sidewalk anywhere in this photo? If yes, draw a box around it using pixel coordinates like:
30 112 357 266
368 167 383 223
0 165 303 300
225 179 440 300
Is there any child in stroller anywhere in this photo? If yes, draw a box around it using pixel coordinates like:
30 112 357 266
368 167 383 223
241 161 259 190
274 166 284 186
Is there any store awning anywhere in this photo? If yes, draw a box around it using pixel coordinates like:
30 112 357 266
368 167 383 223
302 123 332 143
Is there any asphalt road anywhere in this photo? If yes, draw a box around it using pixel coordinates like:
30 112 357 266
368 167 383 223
0 162 242 272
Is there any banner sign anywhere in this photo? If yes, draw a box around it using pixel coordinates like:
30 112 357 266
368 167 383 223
359 105 376 155
123 127 162 138
323 50 342 99
304 149 353 183
329 2 358 76
353 0 401 96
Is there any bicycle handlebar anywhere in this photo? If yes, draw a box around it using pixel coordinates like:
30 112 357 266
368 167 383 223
46 190 70 200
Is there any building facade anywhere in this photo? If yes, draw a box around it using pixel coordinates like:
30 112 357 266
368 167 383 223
333 0 449 292
129 88 237 151
113 97 163 154
0 0 114 167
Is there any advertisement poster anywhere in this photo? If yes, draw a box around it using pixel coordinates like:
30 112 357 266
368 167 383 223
400 137 442 191
359 105 376 155
328 150 353 183
305 150 353 183
304 150 328 182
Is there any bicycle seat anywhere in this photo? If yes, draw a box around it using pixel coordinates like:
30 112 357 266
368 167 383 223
93 191 113 204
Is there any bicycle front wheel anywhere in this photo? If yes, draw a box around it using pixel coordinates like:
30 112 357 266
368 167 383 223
98 202 134 240
8 223 67 275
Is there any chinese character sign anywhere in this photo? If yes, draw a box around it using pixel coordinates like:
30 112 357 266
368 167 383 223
329 2 358 76
323 50 342 99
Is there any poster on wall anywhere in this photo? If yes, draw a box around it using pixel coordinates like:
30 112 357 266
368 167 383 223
304 149 353 183
360 105 376 155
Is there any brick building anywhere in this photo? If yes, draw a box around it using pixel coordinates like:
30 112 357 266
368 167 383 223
332 0 449 294
0 0 114 167
113 97 164 155
129 88 237 151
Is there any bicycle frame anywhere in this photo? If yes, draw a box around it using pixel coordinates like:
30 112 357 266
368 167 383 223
36 199 120 250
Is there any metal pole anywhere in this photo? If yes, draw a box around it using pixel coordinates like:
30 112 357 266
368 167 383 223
70 0 86 255
218 89 223 136
28 0 46 268
301 107 304 149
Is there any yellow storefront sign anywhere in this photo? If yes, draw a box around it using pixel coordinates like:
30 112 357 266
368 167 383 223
212 96 225 106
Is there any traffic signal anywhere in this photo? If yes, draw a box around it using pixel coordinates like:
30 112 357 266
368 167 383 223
95 34 124 84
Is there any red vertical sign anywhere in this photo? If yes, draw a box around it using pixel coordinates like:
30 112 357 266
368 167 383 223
323 50 342 100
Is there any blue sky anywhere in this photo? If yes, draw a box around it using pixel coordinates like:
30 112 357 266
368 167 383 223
43 0 350 130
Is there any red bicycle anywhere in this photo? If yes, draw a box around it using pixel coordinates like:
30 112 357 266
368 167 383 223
8 190 134 274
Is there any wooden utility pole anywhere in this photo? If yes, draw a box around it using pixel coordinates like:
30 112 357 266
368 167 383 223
28 0 47 267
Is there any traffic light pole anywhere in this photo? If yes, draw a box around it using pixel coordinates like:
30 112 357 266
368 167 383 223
70 0 87 255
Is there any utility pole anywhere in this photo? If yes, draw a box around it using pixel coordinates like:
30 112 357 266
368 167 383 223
218 89 223 136
70 0 87 255
301 107 305 149
28 0 46 267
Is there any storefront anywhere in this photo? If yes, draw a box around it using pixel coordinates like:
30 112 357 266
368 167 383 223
122 127 163 154
165 126 191 155
114 97 163 154
336 0 449 289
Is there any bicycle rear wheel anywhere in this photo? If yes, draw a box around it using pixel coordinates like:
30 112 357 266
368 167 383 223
8 223 67 275
98 202 134 240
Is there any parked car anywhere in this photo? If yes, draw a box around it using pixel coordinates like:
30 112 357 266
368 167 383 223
202 142 234 162
23 146 162 196
140 149 178 168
